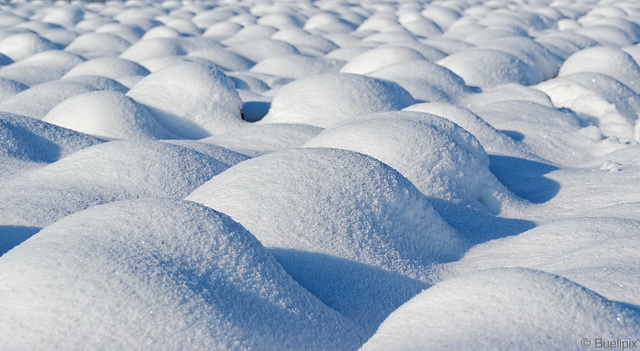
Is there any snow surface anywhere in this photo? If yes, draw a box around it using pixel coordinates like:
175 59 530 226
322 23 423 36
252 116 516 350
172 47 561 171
1 0 640 349
0 199 366 350
360 268 640 350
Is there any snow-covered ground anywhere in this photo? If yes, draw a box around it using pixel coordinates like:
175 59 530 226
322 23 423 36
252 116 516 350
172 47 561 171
1 0 640 349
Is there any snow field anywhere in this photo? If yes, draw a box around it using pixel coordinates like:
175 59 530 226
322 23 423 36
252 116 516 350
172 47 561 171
1 0 640 349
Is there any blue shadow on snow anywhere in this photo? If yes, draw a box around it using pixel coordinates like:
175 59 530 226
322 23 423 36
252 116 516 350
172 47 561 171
489 155 561 204
0 225 42 257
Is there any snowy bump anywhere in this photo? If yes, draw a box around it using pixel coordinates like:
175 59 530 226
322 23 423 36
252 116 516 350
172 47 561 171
558 46 640 94
361 268 640 350
260 73 415 128
0 140 233 228
0 32 60 62
43 91 174 140
304 111 515 214
438 48 542 88
0 199 366 350
187 147 465 272
126 62 244 139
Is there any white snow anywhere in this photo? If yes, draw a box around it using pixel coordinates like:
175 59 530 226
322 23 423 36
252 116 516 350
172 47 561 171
1 0 640 349
0 76 128 119
0 140 235 228
260 73 415 128
186 147 465 334
62 56 150 83
0 50 85 86
0 198 366 350
0 32 60 62
187 147 465 271
202 122 323 157
361 268 640 350
126 62 244 138
303 111 519 214
43 91 175 140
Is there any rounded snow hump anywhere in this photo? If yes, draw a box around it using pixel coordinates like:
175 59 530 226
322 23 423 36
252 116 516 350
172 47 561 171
126 62 244 139
259 73 416 128
304 111 519 214
0 199 366 350
187 147 465 273
43 91 175 140
187 147 465 333
361 268 640 350
0 140 238 228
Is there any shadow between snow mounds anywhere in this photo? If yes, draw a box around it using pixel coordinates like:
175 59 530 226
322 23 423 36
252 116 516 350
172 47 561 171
268 248 429 338
500 129 525 141
427 198 536 247
241 101 270 122
489 155 561 204
0 225 41 257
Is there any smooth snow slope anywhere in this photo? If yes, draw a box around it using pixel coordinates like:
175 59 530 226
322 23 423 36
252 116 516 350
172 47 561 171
1 0 640 349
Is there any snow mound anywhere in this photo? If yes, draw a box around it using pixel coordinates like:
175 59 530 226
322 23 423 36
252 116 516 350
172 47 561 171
304 111 516 214
161 140 249 168
202 123 323 157
221 24 278 45
421 6 460 31
140 25 182 40
187 147 464 331
260 73 415 128
477 37 562 81
401 17 443 38
188 48 254 72
0 140 233 228
64 32 132 58
119 37 222 63
43 91 175 140
257 13 304 29
63 57 149 83
271 28 339 56
95 23 145 44
463 83 554 108
249 54 341 80
304 12 357 33
0 199 365 350
0 78 27 103
403 102 534 158
575 24 635 47
0 112 103 163
41 5 84 29
0 76 127 119
228 39 300 63
187 147 464 272
339 47 426 75
367 60 468 103
0 50 85 86
0 13 26 27
126 62 244 139
437 48 541 88
535 31 598 60
473 100 589 163
445 217 640 305
535 72 640 142
558 46 640 95
0 32 60 62
361 268 640 351
202 21 243 40
0 112 103 179
472 97 565 133
138 55 217 73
